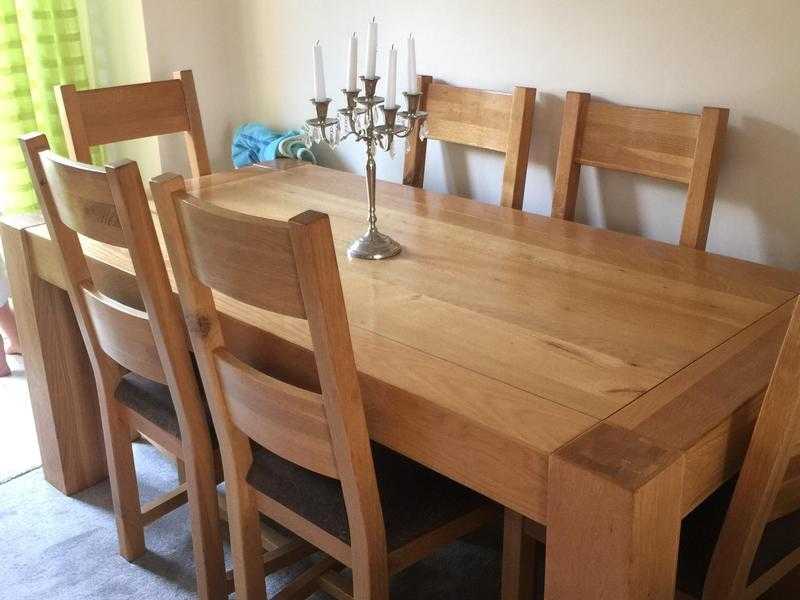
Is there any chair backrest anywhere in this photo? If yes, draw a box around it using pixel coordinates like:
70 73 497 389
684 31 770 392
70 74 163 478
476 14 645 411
403 75 536 210
55 70 210 179
551 92 729 250
702 297 800 599
151 174 387 573
18 132 211 457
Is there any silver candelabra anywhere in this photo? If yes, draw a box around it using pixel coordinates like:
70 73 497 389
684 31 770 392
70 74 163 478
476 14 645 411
304 75 428 260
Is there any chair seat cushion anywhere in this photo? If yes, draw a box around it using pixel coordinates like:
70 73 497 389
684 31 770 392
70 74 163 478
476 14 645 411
115 372 216 447
116 373 182 439
677 477 800 597
246 441 490 551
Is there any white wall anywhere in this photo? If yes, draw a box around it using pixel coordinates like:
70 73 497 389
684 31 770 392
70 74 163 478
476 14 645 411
139 0 245 177
84 0 244 181
89 0 800 269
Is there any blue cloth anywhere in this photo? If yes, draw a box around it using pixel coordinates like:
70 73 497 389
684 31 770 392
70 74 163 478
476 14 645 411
231 123 316 168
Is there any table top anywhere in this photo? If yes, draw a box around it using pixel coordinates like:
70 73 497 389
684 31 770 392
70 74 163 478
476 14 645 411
16 160 800 521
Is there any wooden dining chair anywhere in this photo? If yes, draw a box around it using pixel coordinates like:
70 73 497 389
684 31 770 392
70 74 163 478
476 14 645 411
18 133 225 597
676 295 800 599
550 92 729 250
403 75 536 210
503 297 800 600
55 70 210 178
152 173 498 599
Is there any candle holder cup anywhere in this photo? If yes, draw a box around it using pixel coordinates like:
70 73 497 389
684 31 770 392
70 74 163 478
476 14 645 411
305 98 340 147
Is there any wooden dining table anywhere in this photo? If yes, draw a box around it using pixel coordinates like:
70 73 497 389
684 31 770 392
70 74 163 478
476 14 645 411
3 159 800 599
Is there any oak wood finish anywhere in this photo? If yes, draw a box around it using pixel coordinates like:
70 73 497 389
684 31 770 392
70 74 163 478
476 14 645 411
5 163 800 599
55 70 210 178
401 75 432 189
551 92 729 250
141 483 189 526
0 214 106 494
214 349 338 477
512 298 800 600
501 509 537 600
403 75 536 209
18 133 225 600
176 198 306 318
609 299 795 515
152 174 494 599
82 288 166 383
545 423 685 600
271 556 339 600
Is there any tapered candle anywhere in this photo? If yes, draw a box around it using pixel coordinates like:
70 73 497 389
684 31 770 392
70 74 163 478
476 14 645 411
366 17 377 78
313 41 326 101
407 34 418 93
385 44 397 108
346 32 358 91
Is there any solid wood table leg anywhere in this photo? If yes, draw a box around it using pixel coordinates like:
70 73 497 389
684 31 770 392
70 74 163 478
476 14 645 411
544 423 685 600
1 218 107 494
502 508 537 600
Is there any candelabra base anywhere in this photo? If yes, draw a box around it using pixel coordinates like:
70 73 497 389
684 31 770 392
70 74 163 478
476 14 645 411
347 229 401 260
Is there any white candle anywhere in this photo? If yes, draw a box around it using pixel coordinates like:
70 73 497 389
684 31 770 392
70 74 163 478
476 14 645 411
366 17 377 78
407 34 418 93
346 33 358 91
385 44 397 108
313 41 326 101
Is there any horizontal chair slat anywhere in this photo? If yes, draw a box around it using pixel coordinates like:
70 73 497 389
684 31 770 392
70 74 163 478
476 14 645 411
214 348 339 478
82 285 166 384
577 102 701 183
77 80 191 146
40 151 126 247
425 83 513 153
176 193 307 319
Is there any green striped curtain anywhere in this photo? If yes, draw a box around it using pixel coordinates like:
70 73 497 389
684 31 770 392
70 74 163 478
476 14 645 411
0 0 96 214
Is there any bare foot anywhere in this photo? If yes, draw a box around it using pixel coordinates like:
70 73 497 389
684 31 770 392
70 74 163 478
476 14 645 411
0 303 20 355
0 353 10 377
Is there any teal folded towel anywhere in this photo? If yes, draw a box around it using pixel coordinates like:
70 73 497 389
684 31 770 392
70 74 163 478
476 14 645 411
232 123 316 168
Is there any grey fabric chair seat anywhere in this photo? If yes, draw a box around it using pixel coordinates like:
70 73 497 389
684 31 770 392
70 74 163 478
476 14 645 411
247 441 492 552
115 372 216 445
677 477 800 598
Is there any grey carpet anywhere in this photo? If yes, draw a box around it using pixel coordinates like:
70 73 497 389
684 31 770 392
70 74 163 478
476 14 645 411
0 354 40 483
0 440 503 599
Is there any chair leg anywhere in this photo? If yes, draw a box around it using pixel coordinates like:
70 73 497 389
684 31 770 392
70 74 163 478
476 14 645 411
176 457 187 484
184 448 227 600
102 400 145 561
226 475 267 600
502 509 537 600
352 560 390 600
